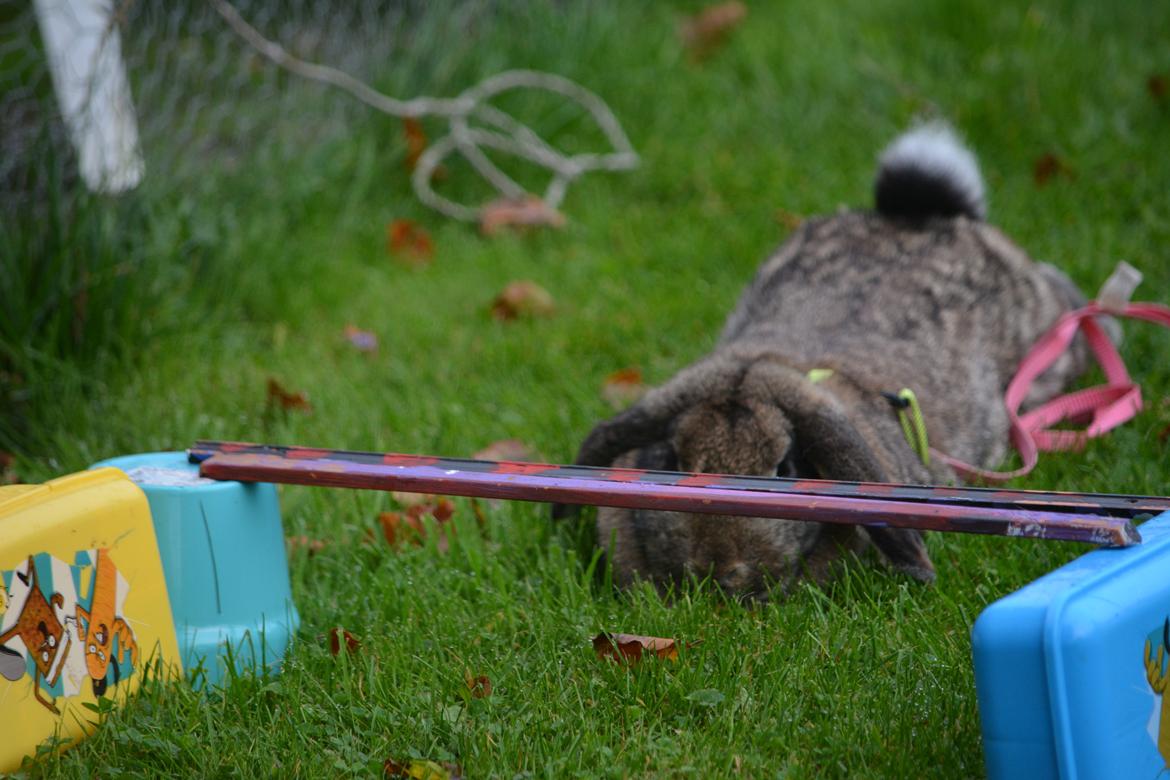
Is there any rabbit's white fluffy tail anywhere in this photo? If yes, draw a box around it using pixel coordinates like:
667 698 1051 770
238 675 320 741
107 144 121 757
874 122 986 221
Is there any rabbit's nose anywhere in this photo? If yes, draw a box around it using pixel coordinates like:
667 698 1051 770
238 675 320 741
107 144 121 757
716 562 752 591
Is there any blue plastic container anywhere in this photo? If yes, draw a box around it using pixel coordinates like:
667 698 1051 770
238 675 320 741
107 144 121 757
973 511 1170 779
92 452 298 686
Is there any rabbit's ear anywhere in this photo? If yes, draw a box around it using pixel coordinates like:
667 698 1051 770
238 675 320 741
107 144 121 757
758 363 936 583
551 440 678 521
860 527 935 583
551 405 672 521
570 402 672 469
756 363 888 480
631 440 679 471
571 354 736 468
553 356 732 521
552 381 696 521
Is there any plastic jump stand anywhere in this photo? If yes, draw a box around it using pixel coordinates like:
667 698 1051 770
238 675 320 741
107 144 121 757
92 452 298 687
0 466 183 772
973 510 1170 779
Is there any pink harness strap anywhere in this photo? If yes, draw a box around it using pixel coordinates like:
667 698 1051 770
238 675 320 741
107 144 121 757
934 301 1170 484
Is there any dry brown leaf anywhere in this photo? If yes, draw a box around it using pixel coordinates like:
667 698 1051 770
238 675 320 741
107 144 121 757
344 324 378 353
774 208 804 231
679 1 747 61
384 759 463 779
387 219 435 266
427 498 456 523
400 118 448 179
601 367 648 409
329 627 361 656
266 378 312 412
0 451 16 486
470 498 488 528
380 501 456 552
479 196 566 236
406 502 455 553
404 504 430 522
1149 74 1168 101
592 632 682 665
473 439 536 462
490 280 556 321
464 670 493 699
402 117 427 170
1033 152 1074 186
391 491 437 507
379 510 425 547
286 535 327 557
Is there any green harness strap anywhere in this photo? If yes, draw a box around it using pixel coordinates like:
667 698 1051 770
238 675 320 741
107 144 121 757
807 369 930 467
893 388 930 466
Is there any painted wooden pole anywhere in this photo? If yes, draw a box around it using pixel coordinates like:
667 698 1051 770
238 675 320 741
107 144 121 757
189 442 1150 547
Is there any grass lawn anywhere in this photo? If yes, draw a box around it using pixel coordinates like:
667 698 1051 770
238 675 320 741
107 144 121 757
5 0 1169 776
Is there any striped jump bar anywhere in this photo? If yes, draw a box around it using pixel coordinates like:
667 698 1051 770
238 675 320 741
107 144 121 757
189 441 1163 547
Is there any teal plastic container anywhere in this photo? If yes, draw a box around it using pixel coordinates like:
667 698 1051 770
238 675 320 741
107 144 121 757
972 511 1170 779
92 452 298 686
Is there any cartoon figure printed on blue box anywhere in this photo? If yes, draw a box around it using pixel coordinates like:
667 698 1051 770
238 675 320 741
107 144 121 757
0 549 139 713
1146 616 1170 769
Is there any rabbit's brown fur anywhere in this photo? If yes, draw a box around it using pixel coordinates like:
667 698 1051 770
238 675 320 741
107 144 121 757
567 124 1097 599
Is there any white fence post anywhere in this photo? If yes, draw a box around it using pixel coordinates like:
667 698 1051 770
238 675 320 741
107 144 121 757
33 0 144 193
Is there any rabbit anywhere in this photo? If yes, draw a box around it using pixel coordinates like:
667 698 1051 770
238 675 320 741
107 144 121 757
562 122 1100 600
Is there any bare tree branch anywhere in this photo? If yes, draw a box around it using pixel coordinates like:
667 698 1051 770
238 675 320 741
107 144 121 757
211 0 638 221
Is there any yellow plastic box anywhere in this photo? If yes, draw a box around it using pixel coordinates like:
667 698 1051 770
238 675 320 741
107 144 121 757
0 468 182 772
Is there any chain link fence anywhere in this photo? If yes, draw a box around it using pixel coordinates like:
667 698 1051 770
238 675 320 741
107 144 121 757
1 1 469 447
3 0 634 215
0 0 639 450
1 0 432 210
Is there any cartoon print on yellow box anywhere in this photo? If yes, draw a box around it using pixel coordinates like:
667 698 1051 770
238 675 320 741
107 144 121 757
1145 617 1170 768
0 556 74 713
75 548 139 697
0 577 25 684
0 549 140 713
